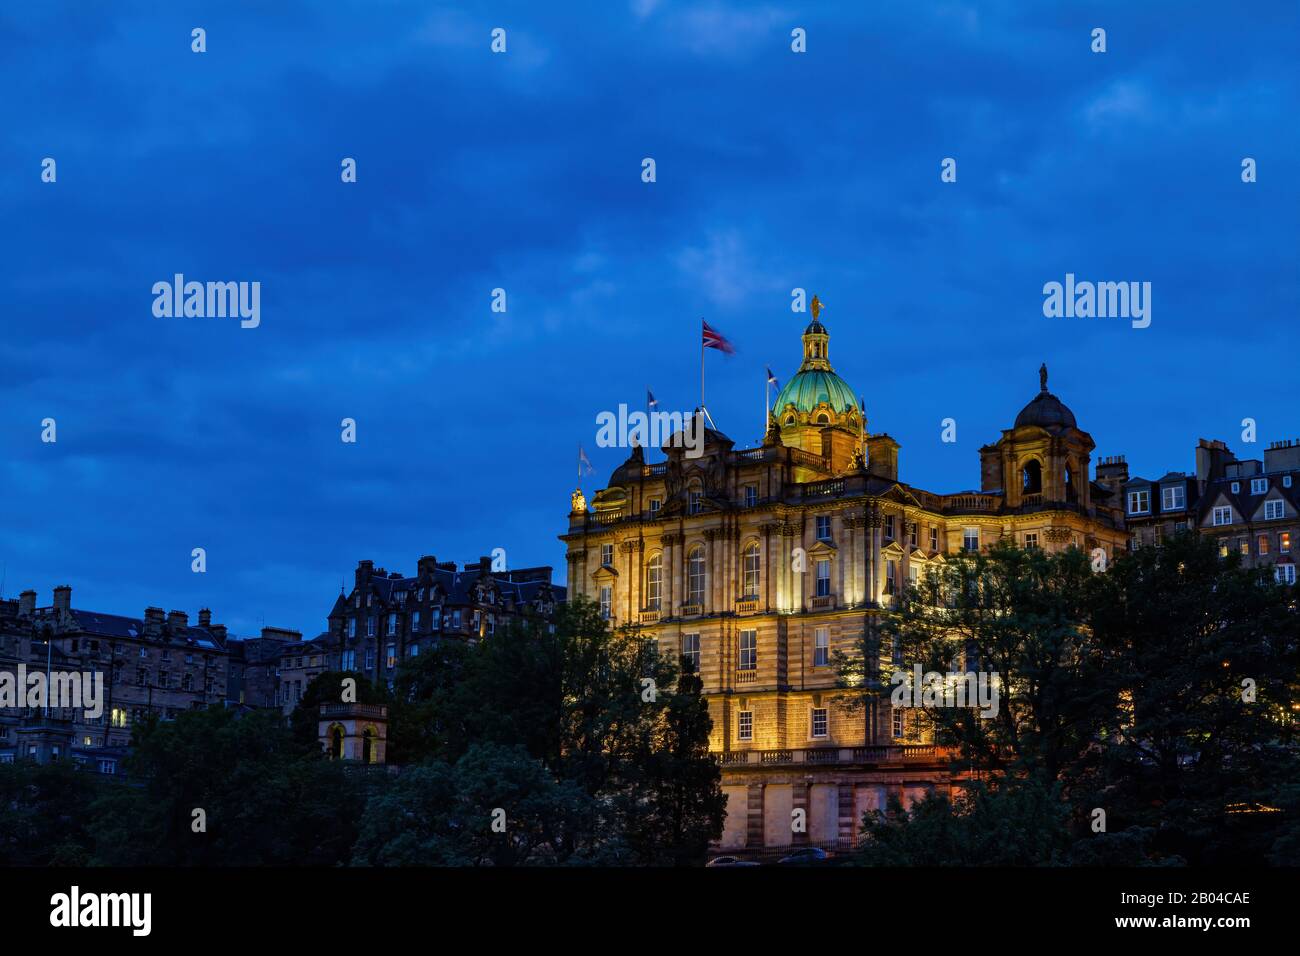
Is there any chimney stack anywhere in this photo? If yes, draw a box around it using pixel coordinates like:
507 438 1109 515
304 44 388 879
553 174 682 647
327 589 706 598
198 608 212 628
144 607 165 637
18 590 36 618
53 585 72 615
355 559 374 590
168 610 189 631
417 555 437 577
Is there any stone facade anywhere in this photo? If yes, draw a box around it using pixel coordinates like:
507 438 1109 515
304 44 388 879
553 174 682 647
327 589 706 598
560 322 1128 850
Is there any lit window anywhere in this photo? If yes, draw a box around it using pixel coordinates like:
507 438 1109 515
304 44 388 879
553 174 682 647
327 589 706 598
811 707 828 738
645 553 662 610
1239 538 1250 556
687 547 706 605
738 710 753 741
599 586 612 619
1281 532 1291 553
962 528 979 552
814 627 829 667
815 559 831 597
1258 534 1271 555
738 630 757 670
386 643 396 668
742 543 760 599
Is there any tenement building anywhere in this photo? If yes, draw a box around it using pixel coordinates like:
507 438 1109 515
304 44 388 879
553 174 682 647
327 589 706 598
324 555 559 690
0 586 237 771
560 316 1128 851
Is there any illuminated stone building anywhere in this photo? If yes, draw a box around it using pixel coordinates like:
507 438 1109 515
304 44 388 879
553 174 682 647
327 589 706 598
560 317 1127 851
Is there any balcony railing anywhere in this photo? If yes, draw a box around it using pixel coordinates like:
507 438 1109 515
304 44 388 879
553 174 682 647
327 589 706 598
718 745 948 768
320 703 387 720
803 479 845 499
680 603 703 618
639 609 661 624
735 598 759 614
735 669 757 683
810 595 834 610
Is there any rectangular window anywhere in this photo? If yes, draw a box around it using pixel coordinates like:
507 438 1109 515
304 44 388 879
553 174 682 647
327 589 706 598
599 586 612 619
1258 534 1271 555
1213 506 1232 526
1231 481 1240 494
744 485 757 508
1275 565 1297 585
1127 490 1150 514
431 607 442 630
1265 499 1285 520
413 611 421 631
909 523 918 548
1239 538 1250 556
738 630 757 670
816 515 832 541
681 633 700 673
366 616 376 637
348 618 356 638
1285 476 1293 488
962 527 979 552
738 710 753 741
815 559 831 597
365 648 375 671
649 497 662 517
409 643 420 657
1251 477 1268 495
885 560 897 596
1162 485 1185 510
387 613 397 636
892 708 904 739
386 643 396 668
929 526 938 551
814 627 829 667
810 707 828 739
884 515 895 540
601 543 614 566
688 491 702 515
1281 532 1291 553
1024 532 1039 550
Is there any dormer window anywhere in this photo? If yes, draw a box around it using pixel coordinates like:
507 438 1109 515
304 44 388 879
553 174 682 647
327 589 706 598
1265 499 1285 520
1251 478 1268 495
1212 506 1233 526
1162 485 1185 510
1231 482 1240 494
1127 490 1150 515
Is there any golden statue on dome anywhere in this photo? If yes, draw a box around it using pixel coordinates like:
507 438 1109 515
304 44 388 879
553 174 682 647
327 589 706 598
571 487 587 513
810 295 825 320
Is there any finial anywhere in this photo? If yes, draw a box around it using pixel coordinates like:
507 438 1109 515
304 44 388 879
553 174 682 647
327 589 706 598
1039 362 1048 392
810 295 824 321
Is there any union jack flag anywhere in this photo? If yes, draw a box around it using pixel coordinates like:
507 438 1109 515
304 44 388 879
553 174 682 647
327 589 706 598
701 320 734 354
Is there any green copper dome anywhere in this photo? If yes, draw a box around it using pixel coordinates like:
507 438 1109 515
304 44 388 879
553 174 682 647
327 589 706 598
773 369 860 417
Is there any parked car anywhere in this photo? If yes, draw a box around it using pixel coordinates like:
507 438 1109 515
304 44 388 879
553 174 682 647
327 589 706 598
706 855 760 867
776 847 830 865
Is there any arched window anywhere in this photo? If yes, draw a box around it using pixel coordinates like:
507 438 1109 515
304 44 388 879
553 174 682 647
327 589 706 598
362 728 374 764
687 547 706 605
1022 459 1042 495
784 415 796 426
742 542 761 599
331 726 343 760
816 413 829 424
645 553 662 610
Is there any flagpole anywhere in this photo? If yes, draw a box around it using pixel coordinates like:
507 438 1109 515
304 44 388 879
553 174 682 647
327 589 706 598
700 330 705 413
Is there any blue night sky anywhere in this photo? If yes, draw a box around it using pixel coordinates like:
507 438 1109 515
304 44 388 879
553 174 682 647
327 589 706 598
2 1 1296 637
